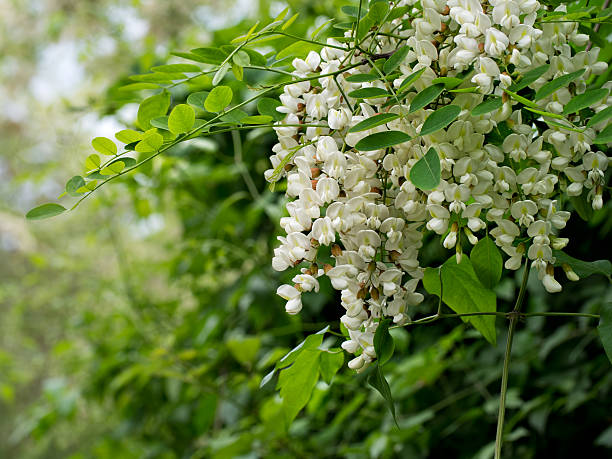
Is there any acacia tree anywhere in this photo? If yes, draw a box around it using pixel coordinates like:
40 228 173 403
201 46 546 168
27 0 612 456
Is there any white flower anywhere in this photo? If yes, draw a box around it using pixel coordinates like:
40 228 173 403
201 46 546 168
484 28 509 57
276 284 303 314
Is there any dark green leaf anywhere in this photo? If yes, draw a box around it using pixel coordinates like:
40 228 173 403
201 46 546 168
190 47 228 65
66 176 86 197
408 84 444 114
348 113 399 133
319 351 344 384
151 63 201 73
368 1 389 23
563 88 609 115
470 237 503 289
348 87 391 99
423 256 497 344
420 105 461 136
118 83 160 92
594 124 612 144
598 303 612 365
383 46 409 74
552 250 612 279
355 130 411 151
373 319 394 366
587 105 612 127
410 147 440 190
345 73 380 83
257 98 284 121
367 365 397 425
187 91 209 108
26 203 67 220
534 69 586 101
471 97 503 116
399 68 426 91
508 64 550 91
504 89 538 108
431 77 463 89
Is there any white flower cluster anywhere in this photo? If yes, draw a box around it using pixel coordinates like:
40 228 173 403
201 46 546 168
266 0 610 371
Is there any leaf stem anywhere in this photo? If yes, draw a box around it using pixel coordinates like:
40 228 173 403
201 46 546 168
494 262 530 459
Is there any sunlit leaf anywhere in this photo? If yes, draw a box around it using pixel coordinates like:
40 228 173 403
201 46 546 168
204 86 233 113
168 104 195 135
92 137 117 156
137 91 171 130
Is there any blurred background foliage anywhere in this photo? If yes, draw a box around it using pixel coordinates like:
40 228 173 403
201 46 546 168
1 0 611 458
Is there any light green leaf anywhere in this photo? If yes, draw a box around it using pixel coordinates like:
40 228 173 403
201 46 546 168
257 98 284 121
524 107 566 120
354 130 411 151
471 97 503 116
534 69 586 101
91 137 117 156
100 160 125 176
504 88 538 108
587 105 612 127
85 154 101 171
408 83 444 114
168 104 195 135
130 73 182 83
345 73 379 83
66 176 86 197
410 147 440 190
594 123 612 144
470 236 503 289
373 319 394 366
241 115 273 124
231 63 243 81
563 88 609 115
383 46 409 74
598 303 612 364
118 83 160 92
204 86 233 113
282 13 300 31
115 129 143 144
367 365 397 425
137 91 171 130
399 68 426 91
348 113 399 133
278 41 321 61
26 203 67 220
420 105 461 136
348 87 391 99
232 50 250 67
508 64 550 91
552 250 612 279
212 63 229 86
135 132 164 153
423 256 497 344
278 349 320 426
190 47 228 65
151 63 201 73
319 351 344 384
150 116 168 130
368 1 389 22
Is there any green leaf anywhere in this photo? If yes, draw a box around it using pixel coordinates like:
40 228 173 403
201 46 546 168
399 68 426 91
431 77 463 89
373 319 394 366
150 116 169 130
348 113 399 133
471 97 503 116
226 336 261 367
231 63 243 81
241 115 273 124
257 98 284 121
423 256 497 344
277 41 321 61
100 160 125 176
420 105 461 136
524 107 566 120
410 147 440 190
408 84 444 114
85 154 101 171
367 365 397 425
130 73 183 83
115 129 143 144
563 88 609 115
91 137 117 156
219 109 248 124
190 47 228 65
504 89 538 108
278 349 320 426
598 303 612 365
187 91 209 108
151 63 201 73
135 132 164 153
168 104 195 135
66 176 86 197
383 46 409 74
212 63 229 86
232 50 250 67
26 203 67 220
587 105 612 127
368 1 389 22
552 250 612 279
594 124 612 144
243 48 267 66
470 236 503 289
355 130 411 151
534 69 586 101
345 73 380 83
508 64 550 92
118 83 160 92
204 86 233 113
348 87 391 99
137 91 171 130
448 86 479 93
319 351 344 384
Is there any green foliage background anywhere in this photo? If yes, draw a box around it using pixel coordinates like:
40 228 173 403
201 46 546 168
1 0 611 457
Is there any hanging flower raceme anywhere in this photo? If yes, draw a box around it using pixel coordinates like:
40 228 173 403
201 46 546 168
266 1 610 372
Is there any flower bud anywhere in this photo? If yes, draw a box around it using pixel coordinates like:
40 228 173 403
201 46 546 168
323 263 333 274
331 244 342 257
562 263 579 281
370 287 380 300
